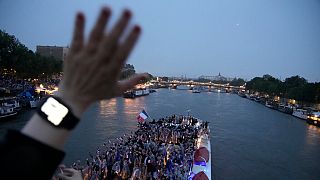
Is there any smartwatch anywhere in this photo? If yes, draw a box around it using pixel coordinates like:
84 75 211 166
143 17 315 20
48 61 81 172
37 96 80 130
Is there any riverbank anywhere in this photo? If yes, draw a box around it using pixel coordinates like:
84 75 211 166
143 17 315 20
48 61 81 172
238 91 320 126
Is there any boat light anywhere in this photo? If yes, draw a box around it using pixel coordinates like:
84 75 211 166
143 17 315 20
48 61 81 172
194 161 207 166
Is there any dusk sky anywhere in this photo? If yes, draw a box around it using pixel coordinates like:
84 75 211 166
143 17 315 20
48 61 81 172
0 0 319 82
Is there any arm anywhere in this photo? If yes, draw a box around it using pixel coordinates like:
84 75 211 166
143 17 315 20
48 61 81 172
1 7 147 179
22 7 147 151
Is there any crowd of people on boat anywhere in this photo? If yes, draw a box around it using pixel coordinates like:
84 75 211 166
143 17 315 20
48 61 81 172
62 115 208 180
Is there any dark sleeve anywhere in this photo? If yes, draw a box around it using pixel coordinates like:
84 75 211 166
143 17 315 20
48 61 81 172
0 130 65 179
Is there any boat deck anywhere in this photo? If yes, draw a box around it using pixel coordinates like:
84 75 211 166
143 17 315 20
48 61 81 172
192 133 211 179
59 115 211 180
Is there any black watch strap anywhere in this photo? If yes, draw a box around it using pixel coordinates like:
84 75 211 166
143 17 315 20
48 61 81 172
37 96 80 130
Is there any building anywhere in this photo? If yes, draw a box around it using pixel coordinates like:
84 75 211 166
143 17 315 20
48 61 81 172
36 46 69 61
199 73 234 82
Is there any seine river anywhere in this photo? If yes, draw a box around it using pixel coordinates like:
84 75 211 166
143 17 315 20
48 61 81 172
1 88 320 180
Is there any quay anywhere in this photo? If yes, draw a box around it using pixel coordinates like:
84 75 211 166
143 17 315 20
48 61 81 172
237 92 320 127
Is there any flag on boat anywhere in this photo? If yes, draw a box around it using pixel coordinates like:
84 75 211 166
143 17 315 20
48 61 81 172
137 109 149 123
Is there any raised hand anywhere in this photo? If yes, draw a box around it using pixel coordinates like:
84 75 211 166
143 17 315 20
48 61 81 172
57 7 148 117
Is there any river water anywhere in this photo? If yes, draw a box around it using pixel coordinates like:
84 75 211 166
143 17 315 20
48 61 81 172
1 88 319 180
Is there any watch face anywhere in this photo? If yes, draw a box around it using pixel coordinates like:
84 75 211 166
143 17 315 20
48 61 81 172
41 97 69 126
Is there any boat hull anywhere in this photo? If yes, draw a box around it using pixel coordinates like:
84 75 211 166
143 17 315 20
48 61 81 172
306 112 320 127
123 89 150 98
191 133 212 179
292 110 308 120
176 85 191 90
189 120 211 180
0 106 17 119
0 111 17 119
306 119 320 126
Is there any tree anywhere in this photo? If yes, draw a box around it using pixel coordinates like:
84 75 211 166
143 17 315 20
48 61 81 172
229 78 245 86
284 75 307 89
0 30 63 78
120 64 136 79
246 75 282 95
283 76 307 102
246 74 320 103
1 30 148 83
0 30 29 70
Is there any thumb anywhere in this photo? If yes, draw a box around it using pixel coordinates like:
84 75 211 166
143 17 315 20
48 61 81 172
117 73 149 94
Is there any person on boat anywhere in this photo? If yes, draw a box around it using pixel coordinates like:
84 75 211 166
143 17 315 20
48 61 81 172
0 6 147 180
70 115 204 180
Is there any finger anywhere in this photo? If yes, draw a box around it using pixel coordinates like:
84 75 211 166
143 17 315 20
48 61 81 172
117 73 149 94
86 7 111 53
61 171 73 177
98 9 131 61
63 168 78 174
57 173 72 180
59 164 66 169
70 12 85 53
110 25 141 73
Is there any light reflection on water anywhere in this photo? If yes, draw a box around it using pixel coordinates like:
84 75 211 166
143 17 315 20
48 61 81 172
99 97 147 120
99 99 117 117
306 125 320 145
122 97 147 118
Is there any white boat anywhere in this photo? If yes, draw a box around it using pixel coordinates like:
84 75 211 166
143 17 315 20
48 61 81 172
134 88 150 97
176 85 191 90
29 100 39 108
142 88 150 95
1 97 21 112
189 120 211 179
265 101 274 108
292 109 308 120
134 90 143 96
278 104 293 114
307 112 320 126
124 88 150 98
212 88 226 93
192 88 201 93
192 89 201 93
0 106 17 119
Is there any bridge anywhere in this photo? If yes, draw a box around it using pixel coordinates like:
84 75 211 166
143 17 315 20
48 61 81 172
148 80 245 91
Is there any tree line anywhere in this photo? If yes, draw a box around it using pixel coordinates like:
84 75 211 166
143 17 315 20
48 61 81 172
0 30 62 78
246 74 320 103
0 30 138 79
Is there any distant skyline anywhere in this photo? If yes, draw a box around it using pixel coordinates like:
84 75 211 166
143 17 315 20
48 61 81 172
0 0 319 82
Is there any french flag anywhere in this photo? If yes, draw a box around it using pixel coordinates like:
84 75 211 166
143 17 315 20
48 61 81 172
137 109 149 123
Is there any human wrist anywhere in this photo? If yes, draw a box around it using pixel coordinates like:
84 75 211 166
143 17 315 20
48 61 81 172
22 113 71 150
54 88 88 119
